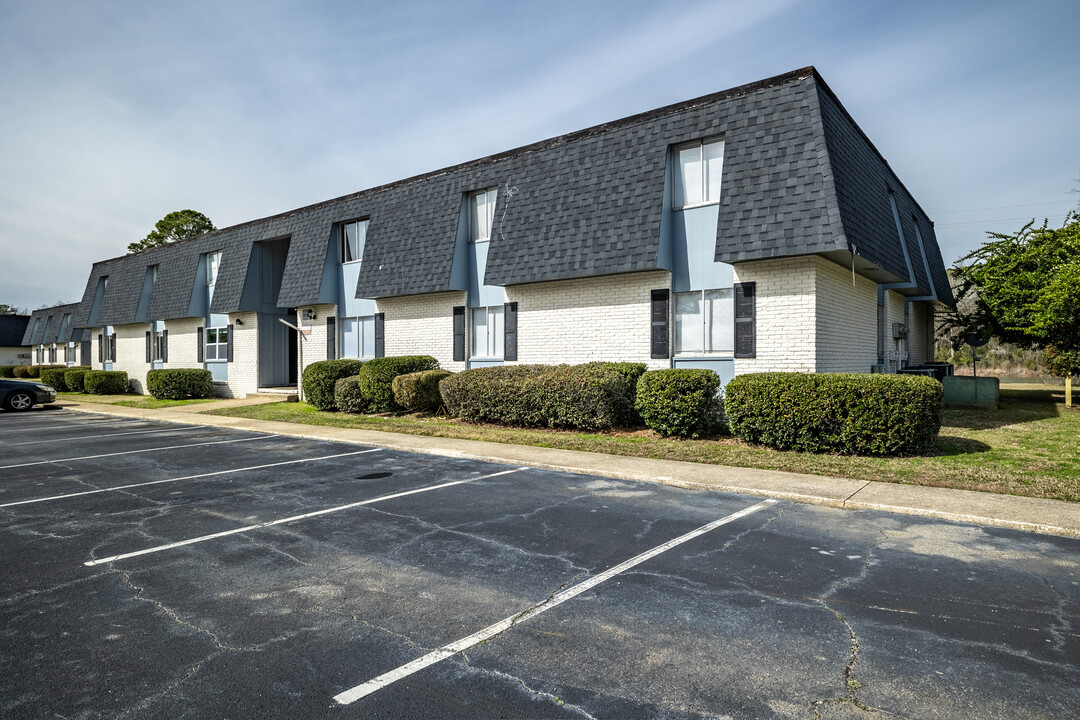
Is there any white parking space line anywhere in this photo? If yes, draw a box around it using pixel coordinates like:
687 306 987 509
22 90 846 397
85 467 527 567
0 436 266 469
0 448 383 508
333 499 778 706
6 425 201 446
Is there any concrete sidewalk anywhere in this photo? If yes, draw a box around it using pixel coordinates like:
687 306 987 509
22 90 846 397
51 398 1080 539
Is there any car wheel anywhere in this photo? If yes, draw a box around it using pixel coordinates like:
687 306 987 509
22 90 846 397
5 392 35 411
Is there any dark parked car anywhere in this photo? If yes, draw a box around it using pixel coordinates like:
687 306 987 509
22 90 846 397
1 379 57 411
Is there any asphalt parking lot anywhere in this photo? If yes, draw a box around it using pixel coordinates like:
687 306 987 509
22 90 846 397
1 407 1078 719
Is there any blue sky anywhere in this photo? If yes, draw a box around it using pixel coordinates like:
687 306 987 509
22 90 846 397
2 0 1077 310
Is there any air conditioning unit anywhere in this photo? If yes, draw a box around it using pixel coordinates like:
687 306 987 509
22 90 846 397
892 322 907 339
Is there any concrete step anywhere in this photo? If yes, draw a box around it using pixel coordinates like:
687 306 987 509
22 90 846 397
247 388 299 402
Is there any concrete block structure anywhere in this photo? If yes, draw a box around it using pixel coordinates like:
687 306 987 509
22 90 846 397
70 67 952 398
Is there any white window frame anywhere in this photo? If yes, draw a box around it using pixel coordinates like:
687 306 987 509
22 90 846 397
470 305 504 359
340 219 369 264
339 315 376 359
205 324 228 362
206 251 222 305
469 188 498 244
151 329 165 363
673 138 725 210
674 288 735 356
65 343 76 365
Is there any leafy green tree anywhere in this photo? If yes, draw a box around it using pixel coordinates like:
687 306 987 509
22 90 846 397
128 210 216 253
943 213 1079 376
0 303 27 315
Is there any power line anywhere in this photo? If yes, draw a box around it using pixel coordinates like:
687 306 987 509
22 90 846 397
929 199 1075 215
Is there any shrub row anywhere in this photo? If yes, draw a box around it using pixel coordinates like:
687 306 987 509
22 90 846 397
84 370 129 395
146 369 214 399
0 365 15 378
65 368 89 392
439 362 645 431
333 356 441 413
12 365 49 378
724 372 943 455
40 366 90 391
634 369 724 439
392 370 454 412
302 359 364 410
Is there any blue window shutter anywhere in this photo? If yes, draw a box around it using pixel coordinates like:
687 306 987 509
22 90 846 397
98 334 103 363
734 282 756 358
145 331 152 363
503 302 517 361
226 324 234 362
162 329 168 363
650 289 669 359
374 313 384 358
453 306 465 362
326 317 336 360
197 327 204 363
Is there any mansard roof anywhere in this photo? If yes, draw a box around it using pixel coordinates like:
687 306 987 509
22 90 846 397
72 66 952 326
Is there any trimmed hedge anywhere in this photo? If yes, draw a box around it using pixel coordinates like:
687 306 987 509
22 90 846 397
635 369 724 439
13 365 40 378
392 370 454 412
724 372 943 456
0 366 15 378
439 362 636 430
354 356 440 412
302 359 364 410
147 368 213 399
40 366 71 390
333 376 365 414
64 368 89 393
84 370 129 395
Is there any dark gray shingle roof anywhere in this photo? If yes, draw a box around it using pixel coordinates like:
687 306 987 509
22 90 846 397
69 66 951 315
20 304 81 345
0 315 30 347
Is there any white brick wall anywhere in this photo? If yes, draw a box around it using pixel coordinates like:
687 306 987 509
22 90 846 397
379 291 467 371
732 257 817 374
297 304 338 378
506 271 671 370
223 312 259 397
163 318 204 370
113 323 151 393
814 256 878 373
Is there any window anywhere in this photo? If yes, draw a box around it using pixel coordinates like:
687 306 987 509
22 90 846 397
340 315 376 358
674 288 734 354
205 324 229 361
673 138 724 209
65 344 76 364
152 329 165 362
469 188 498 243
206 251 222 304
341 220 368 263
49 345 57 363
471 306 504 358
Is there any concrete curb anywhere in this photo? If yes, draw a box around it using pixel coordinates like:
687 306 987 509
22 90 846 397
53 401 1080 539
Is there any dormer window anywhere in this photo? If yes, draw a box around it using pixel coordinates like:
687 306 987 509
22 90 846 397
469 188 498 243
673 138 724 209
341 220 368 263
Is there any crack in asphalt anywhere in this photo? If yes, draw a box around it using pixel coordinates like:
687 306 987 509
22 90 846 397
458 652 599 720
809 529 911 720
113 650 223 720
114 568 240 652
365 504 593 577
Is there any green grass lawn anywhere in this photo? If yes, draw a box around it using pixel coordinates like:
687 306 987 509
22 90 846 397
204 381 1080 503
56 392 221 409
